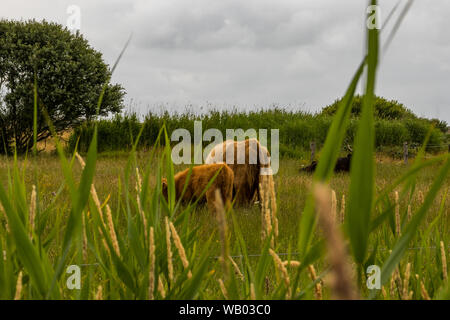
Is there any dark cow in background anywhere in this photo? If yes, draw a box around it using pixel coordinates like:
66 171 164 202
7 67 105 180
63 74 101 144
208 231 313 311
334 153 352 172
300 153 352 173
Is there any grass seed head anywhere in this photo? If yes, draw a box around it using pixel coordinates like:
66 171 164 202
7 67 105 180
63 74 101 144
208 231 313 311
314 183 357 300
331 189 337 222
402 263 411 300
420 281 431 300
29 185 36 239
228 256 244 281
269 249 291 299
149 227 155 300
441 241 447 282
158 275 166 299
0 202 9 233
381 286 387 299
340 194 346 224
395 191 401 236
250 283 256 300
407 204 412 222
14 271 23 300
218 278 229 299
82 213 88 263
106 204 120 257
308 264 323 300
169 221 192 279
283 260 301 268
165 217 174 283
95 285 103 300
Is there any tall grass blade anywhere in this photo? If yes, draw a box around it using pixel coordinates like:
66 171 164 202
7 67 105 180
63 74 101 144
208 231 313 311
346 0 379 265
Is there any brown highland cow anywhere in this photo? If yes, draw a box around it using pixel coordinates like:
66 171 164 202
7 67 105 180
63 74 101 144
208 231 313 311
162 163 234 213
205 139 271 206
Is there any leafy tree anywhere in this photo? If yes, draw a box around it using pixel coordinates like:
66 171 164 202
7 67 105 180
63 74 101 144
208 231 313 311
322 96 448 136
321 95 416 120
0 19 125 154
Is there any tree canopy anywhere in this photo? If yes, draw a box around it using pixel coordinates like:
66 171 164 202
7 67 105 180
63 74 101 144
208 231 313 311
321 95 448 134
0 19 125 154
321 95 417 120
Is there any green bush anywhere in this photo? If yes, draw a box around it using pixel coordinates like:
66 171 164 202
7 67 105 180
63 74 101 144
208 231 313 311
69 114 140 153
68 109 446 156
321 95 417 120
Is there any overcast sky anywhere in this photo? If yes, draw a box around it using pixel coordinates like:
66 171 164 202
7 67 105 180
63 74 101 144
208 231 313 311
2 0 449 123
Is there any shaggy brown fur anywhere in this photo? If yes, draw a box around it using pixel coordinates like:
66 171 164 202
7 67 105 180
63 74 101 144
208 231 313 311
162 163 234 213
205 139 271 206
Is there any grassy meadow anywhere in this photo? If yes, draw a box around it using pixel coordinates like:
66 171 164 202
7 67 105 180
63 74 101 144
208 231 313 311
0 0 449 301
0 150 448 299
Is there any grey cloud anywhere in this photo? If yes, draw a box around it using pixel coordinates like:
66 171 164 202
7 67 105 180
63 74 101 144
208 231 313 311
1 0 449 123
131 0 362 50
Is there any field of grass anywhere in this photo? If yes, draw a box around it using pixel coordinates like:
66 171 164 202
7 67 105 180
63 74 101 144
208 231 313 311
0 150 448 299
1 0 449 301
